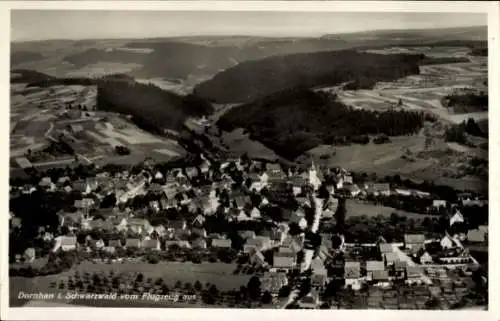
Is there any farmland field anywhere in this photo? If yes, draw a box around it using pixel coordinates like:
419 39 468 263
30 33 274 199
10 262 249 307
220 128 280 161
302 133 487 192
334 52 487 125
346 199 435 219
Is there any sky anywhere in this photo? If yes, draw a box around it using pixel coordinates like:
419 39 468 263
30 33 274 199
11 10 487 41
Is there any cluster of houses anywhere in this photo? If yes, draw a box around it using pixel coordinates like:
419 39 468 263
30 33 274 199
329 229 483 294
10 154 488 310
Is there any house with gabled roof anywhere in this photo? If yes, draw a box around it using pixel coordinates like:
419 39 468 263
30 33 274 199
142 239 161 251
366 261 384 280
366 183 391 196
404 234 425 253
250 207 261 219
74 198 95 209
247 236 272 252
125 238 141 249
211 238 232 248
163 239 190 249
266 163 284 177
72 180 87 192
298 290 320 309
260 272 288 296
344 261 361 290
53 236 78 252
272 250 296 271
192 214 205 228
24 248 36 263
191 227 207 238
311 257 328 288
393 260 407 278
128 218 151 235
379 243 393 255
420 251 433 264
345 184 361 197
405 266 423 284
168 219 187 232
433 200 447 208
372 270 390 286
88 239 105 251
238 230 256 240
249 249 267 267
233 196 250 209
191 238 207 249
450 210 464 226
384 252 400 266
467 229 486 243
108 239 123 248
440 233 463 250
237 210 250 222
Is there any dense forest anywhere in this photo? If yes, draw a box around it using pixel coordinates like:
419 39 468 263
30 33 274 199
96 81 214 133
11 69 55 84
193 50 464 103
63 44 238 80
12 71 214 134
445 118 488 143
441 91 488 112
217 89 427 159
10 51 45 65
469 47 488 56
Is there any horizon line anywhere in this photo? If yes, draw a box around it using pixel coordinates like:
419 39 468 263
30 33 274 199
11 24 487 44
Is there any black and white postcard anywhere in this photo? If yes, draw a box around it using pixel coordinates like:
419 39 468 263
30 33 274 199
1 1 498 321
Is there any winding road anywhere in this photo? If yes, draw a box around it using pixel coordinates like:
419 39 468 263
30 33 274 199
282 193 324 309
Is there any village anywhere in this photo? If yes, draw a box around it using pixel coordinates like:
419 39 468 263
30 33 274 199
9 150 488 309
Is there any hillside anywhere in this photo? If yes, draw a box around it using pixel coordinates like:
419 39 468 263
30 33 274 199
10 69 214 134
216 88 427 159
64 42 239 80
11 69 56 84
194 51 457 103
97 81 214 133
11 26 486 81
11 51 45 65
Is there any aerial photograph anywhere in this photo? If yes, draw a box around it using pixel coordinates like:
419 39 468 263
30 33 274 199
9 10 488 310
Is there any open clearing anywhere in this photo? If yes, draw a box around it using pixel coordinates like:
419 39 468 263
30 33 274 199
346 199 435 219
220 128 280 161
304 136 426 171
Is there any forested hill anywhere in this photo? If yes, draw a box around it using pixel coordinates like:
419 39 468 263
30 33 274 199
10 69 214 134
216 88 427 159
193 50 461 104
96 81 213 133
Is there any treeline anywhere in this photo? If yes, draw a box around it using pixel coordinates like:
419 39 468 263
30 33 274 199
24 73 135 88
194 50 425 103
11 69 55 84
97 81 214 133
64 43 237 80
217 89 427 159
445 118 488 143
11 51 45 65
470 48 488 56
418 56 469 65
442 92 488 110
16 70 215 134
